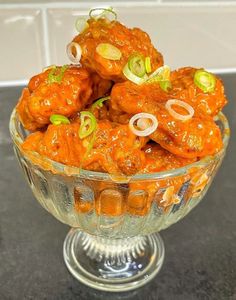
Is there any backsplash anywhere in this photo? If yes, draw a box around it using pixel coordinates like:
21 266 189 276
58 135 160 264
1 1 236 85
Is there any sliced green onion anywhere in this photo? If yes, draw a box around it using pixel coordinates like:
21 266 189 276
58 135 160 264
50 114 70 125
89 7 117 21
91 96 110 111
145 77 172 91
80 129 97 171
79 111 97 139
145 57 152 73
66 42 82 63
159 80 172 92
75 17 89 33
43 64 56 72
48 65 68 84
96 43 122 60
81 130 97 169
165 99 194 121
123 63 147 85
128 55 146 77
147 65 171 81
194 70 216 93
145 65 172 91
129 113 158 137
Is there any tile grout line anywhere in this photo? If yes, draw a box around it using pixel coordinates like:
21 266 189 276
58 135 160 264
0 80 28 87
0 1 236 85
42 8 50 66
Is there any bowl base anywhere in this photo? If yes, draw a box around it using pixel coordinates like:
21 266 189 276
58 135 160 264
63 228 165 292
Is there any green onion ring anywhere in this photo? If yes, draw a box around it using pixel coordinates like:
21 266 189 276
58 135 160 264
50 114 70 125
123 63 147 85
194 69 216 93
89 7 117 21
145 57 152 73
75 18 89 33
129 113 158 137
145 65 172 91
66 42 82 64
128 55 146 78
79 111 97 139
96 43 122 60
91 96 110 111
165 99 194 121
147 65 171 81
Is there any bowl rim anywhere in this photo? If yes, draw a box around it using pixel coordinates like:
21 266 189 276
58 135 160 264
9 109 230 182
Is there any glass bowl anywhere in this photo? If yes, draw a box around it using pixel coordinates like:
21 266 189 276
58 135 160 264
9 109 230 292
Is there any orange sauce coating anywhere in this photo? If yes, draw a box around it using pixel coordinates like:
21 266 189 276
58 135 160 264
73 18 163 81
16 15 228 216
17 66 111 131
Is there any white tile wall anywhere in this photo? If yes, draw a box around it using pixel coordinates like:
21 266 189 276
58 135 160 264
0 2 236 85
0 8 45 84
47 8 86 67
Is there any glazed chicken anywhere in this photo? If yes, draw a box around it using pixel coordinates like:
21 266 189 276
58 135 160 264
17 8 227 178
11 6 230 220
110 80 223 158
22 120 148 175
109 67 227 118
170 67 227 116
17 65 112 131
141 143 196 173
22 120 197 176
72 17 163 81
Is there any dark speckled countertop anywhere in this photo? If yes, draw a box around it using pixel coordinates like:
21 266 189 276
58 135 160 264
0 74 236 300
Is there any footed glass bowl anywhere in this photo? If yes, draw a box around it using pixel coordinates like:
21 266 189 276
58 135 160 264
9 109 229 292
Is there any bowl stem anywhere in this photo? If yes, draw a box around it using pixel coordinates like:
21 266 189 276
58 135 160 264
63 228 165 292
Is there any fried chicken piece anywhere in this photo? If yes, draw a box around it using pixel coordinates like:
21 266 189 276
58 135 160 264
110 81 223 158
72 18 163 81
109 67 227 118
141 143 196 173
17 66 112 131
22 124 85 167
170 67 227 116
22 120 147 175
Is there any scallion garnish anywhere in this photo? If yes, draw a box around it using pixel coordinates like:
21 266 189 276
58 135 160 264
165 99 194 121
145 57 152 73
128 55 146 78
159 80 172 92
145 65 172 91
129 113 158 137
66 42 82 64
96 43 122 60
91 96 110 111
123 64 146 85
147 65 171 82
50 114 70 125
123 63 147 85
48 65 68 84
80 130 97 169
79 111 97 139
194 70 216 93
122 54 148 84
89 7 117 21
75 18 89 33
